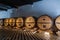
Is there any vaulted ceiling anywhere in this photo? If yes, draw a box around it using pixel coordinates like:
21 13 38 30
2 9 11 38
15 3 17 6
0 0 42 8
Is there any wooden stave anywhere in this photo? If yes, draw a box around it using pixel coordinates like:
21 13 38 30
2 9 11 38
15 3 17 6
55 16 60 30
0 19 3 26
37 15 53 30
16 18 24 28
8 18 15 27
4 18 9 26
25 16 35 29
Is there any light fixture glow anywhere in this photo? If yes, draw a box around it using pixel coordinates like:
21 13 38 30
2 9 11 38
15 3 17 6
44 32 50 40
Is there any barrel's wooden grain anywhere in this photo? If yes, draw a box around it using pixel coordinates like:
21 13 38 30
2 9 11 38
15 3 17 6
25 16 35 29
55 16 60 30
16 18 23 28
9 18 15 27
37 15 53 30
4 19 9 26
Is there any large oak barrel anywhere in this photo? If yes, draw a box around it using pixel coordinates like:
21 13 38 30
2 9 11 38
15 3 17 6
25 16 35 29
37 15 53 30
9 18 15 27
16 18 23 28
55 16 60 30
4 19 9 26
0 19 3 26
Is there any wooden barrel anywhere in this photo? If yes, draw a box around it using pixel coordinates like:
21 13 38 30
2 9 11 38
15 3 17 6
9 18 15 27
4 19 9 26
25 16 35 29
55 16 60 30
37 15 53 30
16 18 23 28
0 19 3 26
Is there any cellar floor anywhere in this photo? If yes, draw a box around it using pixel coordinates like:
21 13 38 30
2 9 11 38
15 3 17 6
0 29 59 40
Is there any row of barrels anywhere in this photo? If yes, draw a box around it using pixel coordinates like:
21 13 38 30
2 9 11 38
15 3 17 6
0 15 60 30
